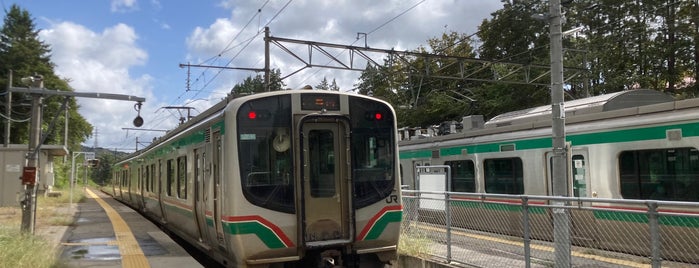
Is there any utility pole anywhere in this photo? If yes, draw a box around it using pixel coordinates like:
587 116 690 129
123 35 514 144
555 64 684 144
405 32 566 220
4 70 11 147
70 151 94 205
549 0 571 267
20 75 43 233
10 74 146 234
264 27 271 92
64 102 69 162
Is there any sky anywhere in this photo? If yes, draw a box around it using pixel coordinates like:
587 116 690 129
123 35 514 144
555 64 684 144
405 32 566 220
7 0 503 152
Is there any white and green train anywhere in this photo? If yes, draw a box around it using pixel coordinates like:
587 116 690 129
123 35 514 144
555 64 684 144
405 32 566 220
399 89 699 262
110 90 402 268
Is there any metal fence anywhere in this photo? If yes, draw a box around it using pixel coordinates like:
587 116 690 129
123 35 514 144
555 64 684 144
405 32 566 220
399 190 699 268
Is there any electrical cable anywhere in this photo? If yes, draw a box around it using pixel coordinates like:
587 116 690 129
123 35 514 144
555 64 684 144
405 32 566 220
292 0 426 89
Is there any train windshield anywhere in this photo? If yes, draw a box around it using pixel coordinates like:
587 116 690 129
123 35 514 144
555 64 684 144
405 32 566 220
349 96 396 208
237 95 295 213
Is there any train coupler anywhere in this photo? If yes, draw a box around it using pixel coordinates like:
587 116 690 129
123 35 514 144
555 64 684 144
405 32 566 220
319 249 343 268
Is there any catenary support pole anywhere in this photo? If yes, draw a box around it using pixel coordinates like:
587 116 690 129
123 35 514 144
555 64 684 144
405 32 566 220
549 0 572 267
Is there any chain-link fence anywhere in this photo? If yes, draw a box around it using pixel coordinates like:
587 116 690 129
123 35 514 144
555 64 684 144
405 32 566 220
400 190 699 268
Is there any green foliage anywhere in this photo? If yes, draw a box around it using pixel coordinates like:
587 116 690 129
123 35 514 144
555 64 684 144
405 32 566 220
315 77 340 91
231 69 286 94
355 0 699 128
91 153 117 185
0 228 59 268
0 4 93 151
566 0 697 95
356 31 480 127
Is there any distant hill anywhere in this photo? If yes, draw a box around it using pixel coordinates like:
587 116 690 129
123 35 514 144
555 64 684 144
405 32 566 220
79 146 130 159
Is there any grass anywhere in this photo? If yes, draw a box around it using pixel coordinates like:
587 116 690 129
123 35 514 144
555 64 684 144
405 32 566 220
0 187 84 268
398 229 434 258
0 227 61 268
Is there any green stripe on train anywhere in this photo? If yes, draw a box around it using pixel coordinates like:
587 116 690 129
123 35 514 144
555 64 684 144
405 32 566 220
222 222 287 249
401 122 699 159
451 200 547 214
162 202 194 217
594 210 699 228
141 119 225 159
450 202 698 227
363 210 403 240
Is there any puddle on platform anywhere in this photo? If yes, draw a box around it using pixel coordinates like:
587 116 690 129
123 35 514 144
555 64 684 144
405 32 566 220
63 236 167 260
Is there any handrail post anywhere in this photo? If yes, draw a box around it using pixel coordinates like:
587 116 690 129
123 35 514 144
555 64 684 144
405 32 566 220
648 201 662 268
522 196 531 268
445 191 452 263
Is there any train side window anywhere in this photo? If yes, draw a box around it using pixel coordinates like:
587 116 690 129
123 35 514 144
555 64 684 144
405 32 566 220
619 147 699 201
144 167 150 193
167 159 175 197
150 164 156 193
445 160 475 192
572 155 587 197
177 156 187 199
484 157 524 194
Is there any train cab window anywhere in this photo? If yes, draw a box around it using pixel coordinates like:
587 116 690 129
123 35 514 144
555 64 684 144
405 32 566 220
237 95 294 213
619 147 699 201
484 158 524 194
445 160 475 192
349 96 396 208
177 156 187 199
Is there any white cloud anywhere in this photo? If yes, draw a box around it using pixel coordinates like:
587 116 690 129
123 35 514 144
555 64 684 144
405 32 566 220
39 21 173 151
34 0 502 150
187 0 502 91
111 0 139 13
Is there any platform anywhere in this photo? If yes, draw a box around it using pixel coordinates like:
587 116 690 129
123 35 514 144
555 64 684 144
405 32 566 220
57 188 204 268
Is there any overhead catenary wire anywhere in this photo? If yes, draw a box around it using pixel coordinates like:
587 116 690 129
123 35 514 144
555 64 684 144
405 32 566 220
186 0 294 101
291 0 427 89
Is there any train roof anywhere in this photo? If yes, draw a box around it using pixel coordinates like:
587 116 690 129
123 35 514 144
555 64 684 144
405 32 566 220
484 89 674 127
398 89 691 144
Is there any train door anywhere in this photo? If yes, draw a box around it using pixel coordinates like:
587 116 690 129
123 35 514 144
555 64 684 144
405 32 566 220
545 149 595 244
301 121 351 246
157 159 168 223
212 130 225 246
140 166 146 212
193 148 209 245
128 168 133 203
545 150 590 197
569 149 596 245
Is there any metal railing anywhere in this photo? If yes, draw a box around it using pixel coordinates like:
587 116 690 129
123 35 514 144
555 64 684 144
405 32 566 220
399 190 699 268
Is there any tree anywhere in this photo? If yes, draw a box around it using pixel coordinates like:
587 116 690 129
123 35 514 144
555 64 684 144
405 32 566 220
356 31 480 127
231 69 286 94
316 77 329 90
352 0 699 128
474 0 551 115
329 78 340 91
0 4 92 151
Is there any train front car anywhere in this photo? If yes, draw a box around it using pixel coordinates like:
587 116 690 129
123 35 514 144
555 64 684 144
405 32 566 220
224 91 401 268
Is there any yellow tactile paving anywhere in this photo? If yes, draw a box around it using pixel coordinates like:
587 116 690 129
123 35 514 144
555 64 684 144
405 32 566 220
85 188 151 268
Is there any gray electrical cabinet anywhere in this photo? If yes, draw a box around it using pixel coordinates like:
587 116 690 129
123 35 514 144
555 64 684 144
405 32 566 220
0 144 68 207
